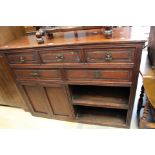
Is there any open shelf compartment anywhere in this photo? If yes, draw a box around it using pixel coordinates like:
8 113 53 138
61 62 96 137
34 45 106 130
69 85 130 109
74 105 127 127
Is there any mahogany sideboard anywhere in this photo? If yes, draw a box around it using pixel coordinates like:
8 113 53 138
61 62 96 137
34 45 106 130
0 27 146 128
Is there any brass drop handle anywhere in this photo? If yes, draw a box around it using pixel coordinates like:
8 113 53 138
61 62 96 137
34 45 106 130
56 54 64 61
19 56 25 63
105 52 112 61
95 70 101 78
75 57 80 62
31 72 39 77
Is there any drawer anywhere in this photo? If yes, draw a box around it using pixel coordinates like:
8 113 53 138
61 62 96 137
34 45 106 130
40 50 81 63
66 69 132 82
6 52 38 64
14 69 61 81
85 48 134 63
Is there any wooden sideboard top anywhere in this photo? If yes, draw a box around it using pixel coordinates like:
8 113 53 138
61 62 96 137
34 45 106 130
0 27 146 50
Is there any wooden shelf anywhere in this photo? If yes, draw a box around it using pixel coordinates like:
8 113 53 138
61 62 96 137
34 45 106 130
70 85 130 109
75 106 127 127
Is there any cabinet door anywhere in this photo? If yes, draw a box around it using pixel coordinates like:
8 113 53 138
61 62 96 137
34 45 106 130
45 85 73 118
20 84 73 119
21 85 52 118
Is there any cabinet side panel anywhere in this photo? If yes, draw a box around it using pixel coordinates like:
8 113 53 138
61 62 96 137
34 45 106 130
126 45 144 127
0 55 28 109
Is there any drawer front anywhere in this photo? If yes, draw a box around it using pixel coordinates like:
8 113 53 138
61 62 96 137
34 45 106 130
66 69 132 82
40 50 81 63
6 52 38 64
85 48 134 63
14 69 61 80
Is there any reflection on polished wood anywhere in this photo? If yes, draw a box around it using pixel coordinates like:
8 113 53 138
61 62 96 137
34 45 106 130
0 26 25 46
0 27 145 50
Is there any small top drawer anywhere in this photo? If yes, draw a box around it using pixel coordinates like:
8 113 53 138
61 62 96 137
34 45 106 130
85 48 134 63
40 50 81 63
14 69 61 81
6 52 38 64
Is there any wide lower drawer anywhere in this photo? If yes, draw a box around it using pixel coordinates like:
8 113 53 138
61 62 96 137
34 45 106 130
65 69 132 82
13 69 61 81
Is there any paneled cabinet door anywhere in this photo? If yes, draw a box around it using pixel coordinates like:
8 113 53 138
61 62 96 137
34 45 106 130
45 85 73 118
20 84 52 118
20 84 73 119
